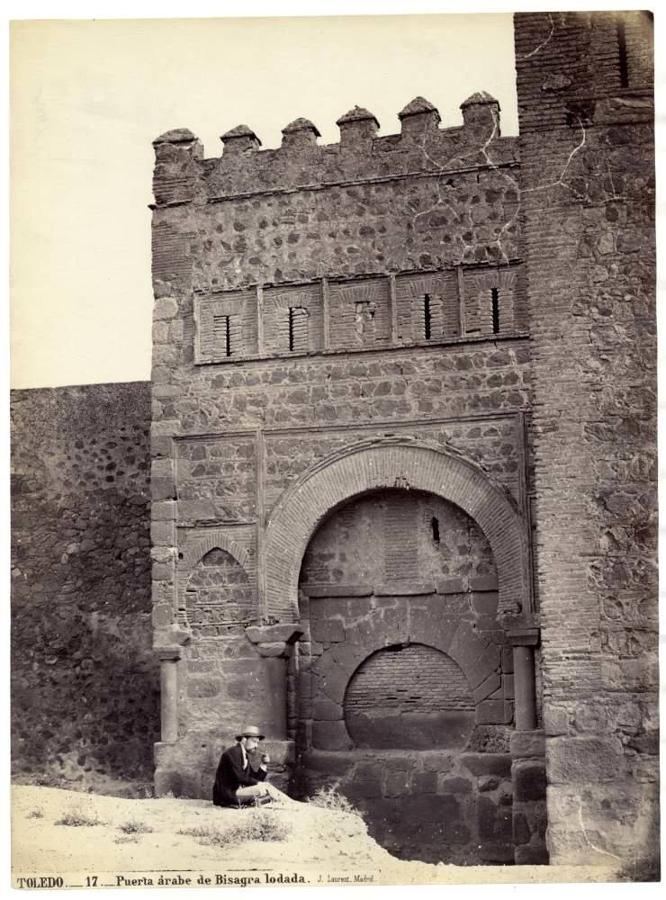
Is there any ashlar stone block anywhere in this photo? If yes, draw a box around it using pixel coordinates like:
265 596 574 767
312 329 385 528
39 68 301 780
312 720 353 751
512 760 547 802
548 736 624 784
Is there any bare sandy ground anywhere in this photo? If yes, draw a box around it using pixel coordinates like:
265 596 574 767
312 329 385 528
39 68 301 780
12 785 618 888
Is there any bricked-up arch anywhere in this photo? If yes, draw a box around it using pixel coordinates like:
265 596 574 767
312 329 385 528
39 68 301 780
262 436 529 621
344 643 475 750
177 532 255 629
184 549 253 636
309 615 501 751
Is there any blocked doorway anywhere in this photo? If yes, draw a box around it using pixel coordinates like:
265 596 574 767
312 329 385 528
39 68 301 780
296 489 516 865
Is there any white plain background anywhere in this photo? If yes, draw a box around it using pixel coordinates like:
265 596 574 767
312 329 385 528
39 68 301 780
10 8 519 390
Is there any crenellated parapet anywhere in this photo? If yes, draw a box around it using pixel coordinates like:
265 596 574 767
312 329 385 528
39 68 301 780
152 93 516 208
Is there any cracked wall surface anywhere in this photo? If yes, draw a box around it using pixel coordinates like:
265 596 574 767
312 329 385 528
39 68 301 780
515 11 658 871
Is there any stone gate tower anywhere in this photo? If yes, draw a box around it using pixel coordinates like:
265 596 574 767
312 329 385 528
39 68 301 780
514 10 657 869
149 11 656 870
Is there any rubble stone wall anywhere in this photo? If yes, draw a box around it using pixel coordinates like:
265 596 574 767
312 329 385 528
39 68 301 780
11 383 158 790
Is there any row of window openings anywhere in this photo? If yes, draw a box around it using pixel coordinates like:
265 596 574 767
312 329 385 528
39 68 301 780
212 290 502 357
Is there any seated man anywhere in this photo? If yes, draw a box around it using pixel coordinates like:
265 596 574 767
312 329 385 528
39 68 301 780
212 724 297 807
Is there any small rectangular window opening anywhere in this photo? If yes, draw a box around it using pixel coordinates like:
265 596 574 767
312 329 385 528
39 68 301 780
491 288 500 335
288 306 308 352
424 294 432 340
617 17 629 88
213 315 233 356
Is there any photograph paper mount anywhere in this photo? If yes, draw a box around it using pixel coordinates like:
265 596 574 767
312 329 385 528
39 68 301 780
9 5 660 892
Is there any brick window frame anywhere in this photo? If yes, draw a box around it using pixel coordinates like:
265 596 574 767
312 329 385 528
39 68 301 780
194 291 257 363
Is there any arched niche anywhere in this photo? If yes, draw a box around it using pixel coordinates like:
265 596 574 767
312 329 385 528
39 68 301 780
181 531 251 572
184 548 253 636
262 436 530 621
299 487 497 589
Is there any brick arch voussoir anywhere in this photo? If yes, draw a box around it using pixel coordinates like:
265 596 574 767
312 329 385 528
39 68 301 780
360 617 493 698
263 437 528 621
314 646 371 707
432 620 501 694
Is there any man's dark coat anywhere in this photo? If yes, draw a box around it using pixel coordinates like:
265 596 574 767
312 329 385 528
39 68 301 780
213 743 267 807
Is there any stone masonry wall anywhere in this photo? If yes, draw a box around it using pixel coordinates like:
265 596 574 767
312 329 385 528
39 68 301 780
150 93 539 864
304 748 513 866
515 11 658 870
11 383 158 791
150 97 532 648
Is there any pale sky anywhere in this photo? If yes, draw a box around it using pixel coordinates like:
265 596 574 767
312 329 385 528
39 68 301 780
10 12 519 389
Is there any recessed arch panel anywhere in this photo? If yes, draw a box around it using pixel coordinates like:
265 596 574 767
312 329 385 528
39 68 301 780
262 436 530 621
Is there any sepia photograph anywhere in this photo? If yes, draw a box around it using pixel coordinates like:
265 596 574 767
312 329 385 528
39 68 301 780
8 1 660 892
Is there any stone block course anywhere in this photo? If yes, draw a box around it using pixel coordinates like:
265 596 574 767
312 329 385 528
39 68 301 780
513 760 547 802
440 776 472 795
311 698 343 721
256 642 287 658
411 771 438 794
312 720 352 751
461 753 512 778
510 729 545 759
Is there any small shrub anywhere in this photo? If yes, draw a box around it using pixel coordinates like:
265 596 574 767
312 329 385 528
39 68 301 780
178 825 229 847
118 819 153 835
308 786 358 815
27 809 44 819
55 806 103 828
225 811 291 844
179 812 290 847
114 835 139 845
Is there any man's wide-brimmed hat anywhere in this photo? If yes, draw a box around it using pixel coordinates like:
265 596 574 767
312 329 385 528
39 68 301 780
235 725 265 741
